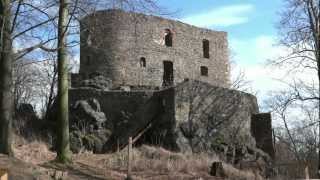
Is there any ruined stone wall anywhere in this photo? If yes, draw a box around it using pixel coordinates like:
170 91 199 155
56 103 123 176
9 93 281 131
69 88 177 152
251 113 275 158
174 80 260 152
69 88 157 125
69 80 265 153
79 9 230 88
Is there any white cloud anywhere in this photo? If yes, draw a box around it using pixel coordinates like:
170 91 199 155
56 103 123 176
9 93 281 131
181 4 254 28
230 35 286 65
231 35 317 106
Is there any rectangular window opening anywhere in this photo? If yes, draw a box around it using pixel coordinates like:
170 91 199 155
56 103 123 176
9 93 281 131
203 39 210 58
201 66 208 76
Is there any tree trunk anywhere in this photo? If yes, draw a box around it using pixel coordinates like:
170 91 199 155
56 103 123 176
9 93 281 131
0 0 13 156
318 53 320 176
317 33 320 178
56 0 71 163
317 1 320 176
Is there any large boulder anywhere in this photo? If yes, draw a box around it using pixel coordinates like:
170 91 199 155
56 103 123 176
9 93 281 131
70 129 111 153
70 98 110 131
69 98 112 153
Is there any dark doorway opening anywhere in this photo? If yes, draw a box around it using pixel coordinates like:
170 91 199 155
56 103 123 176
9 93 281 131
163 61 174 86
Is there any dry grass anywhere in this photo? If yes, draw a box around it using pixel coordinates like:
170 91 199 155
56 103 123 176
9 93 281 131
12 136 265 179
74 145 263 179
13 134 56 165
223 163 264 180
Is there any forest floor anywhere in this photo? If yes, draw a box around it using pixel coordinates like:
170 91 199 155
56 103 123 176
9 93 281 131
0 136 262 180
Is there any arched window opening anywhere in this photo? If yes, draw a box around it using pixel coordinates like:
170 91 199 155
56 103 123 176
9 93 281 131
164 29 173 47
203 39 210 58
140 57 146 67
201 66 208 76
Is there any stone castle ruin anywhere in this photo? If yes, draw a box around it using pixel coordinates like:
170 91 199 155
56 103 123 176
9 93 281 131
75 9 230 88
69 9 274 176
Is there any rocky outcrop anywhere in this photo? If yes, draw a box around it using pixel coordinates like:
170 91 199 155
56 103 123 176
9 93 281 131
213 143 275 178
102 94 164 152
70 98 110 131
69 129 111 153
173 80 259 153
69 98 112 153
69 81 273 154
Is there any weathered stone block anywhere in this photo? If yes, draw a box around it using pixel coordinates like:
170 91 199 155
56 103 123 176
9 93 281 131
210 162 225 177
251 113 275 159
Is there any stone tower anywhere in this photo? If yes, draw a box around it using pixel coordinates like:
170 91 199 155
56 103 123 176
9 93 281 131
79 9 230 89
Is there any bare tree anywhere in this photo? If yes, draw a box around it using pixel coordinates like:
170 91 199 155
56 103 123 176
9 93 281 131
52 0 164 163
269 0 320 175
0 0 59 156
0 0 163 159
267 90 318 177
0 0 14 156
229 48 255 94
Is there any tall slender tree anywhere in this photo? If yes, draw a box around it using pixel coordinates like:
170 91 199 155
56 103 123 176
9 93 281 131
56 0 72 163
0 0 13 156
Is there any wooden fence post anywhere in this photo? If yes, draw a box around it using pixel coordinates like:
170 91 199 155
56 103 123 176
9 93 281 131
305 165 310 179
126 137 132 180
117 139 119 153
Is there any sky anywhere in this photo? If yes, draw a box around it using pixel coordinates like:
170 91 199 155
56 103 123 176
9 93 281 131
157 0 288 105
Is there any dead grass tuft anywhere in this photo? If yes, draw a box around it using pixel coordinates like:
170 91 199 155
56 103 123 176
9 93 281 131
13 135 56 165
223 163 264 180
74 145 263 179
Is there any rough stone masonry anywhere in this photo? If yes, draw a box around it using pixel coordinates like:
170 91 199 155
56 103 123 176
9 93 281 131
76 9 230 88
69 9 275 176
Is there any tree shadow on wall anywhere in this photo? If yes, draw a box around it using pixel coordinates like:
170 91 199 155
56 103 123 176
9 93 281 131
175 80 258 154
